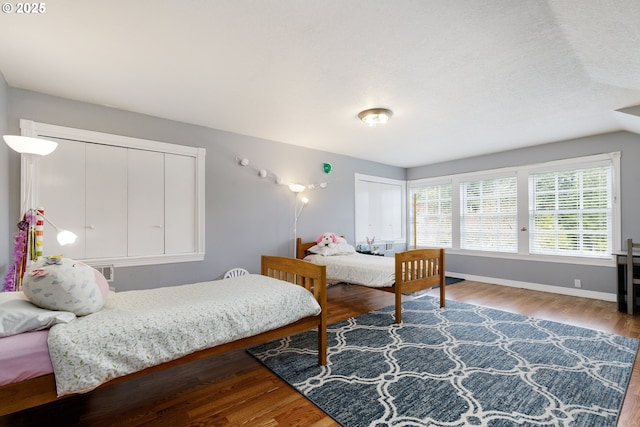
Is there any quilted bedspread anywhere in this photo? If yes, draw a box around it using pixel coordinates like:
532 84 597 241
307 253 395 288
47 274 321 396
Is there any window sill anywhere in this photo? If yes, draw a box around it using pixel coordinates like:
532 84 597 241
83 252 205 268
441 249 616 267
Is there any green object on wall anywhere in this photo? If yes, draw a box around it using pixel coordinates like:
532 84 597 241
323 162 332 174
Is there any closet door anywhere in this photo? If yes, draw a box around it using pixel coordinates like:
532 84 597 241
36 138 86 260
85 144 128 259
165 154 196 254
128 150 165 256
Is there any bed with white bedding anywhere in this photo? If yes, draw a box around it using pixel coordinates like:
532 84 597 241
297 237 445 323
304 252 395 287
0 255 327 416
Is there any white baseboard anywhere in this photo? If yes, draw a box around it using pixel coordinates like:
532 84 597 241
447 272 617 302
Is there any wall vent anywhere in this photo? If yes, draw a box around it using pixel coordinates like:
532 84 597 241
93 265 115 282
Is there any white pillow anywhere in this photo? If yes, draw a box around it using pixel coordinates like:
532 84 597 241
0 291 76 337
307 242 356 256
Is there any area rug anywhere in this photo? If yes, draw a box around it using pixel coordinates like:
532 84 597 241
248 297 638 427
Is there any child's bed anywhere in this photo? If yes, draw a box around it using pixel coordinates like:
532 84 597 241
297 238 445 323
0 255 327 416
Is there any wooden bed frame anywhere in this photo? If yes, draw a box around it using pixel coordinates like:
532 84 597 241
297 237 445 323
0 255 327 416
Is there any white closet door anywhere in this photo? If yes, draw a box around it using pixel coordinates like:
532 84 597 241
85 144 128 259
35 138 86 260
165 154 196 254
128 150 165 256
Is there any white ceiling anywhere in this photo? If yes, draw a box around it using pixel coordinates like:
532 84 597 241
1 0 640 168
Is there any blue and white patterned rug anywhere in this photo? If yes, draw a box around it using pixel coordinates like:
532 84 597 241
248 297 638 427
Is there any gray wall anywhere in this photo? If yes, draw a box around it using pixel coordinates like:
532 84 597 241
5 86 639 296
5 88 405 291
408 131 640 295
0 73 8 281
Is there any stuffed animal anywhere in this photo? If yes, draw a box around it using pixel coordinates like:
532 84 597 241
316 232 338 248
22 256 109 316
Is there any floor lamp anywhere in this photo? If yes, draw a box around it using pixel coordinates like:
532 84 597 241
289 184 309 258
3 135 77 291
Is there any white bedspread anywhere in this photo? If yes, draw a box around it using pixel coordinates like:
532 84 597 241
306 253 395 288
47 274 321 396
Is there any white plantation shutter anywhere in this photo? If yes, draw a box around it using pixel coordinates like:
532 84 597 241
529 164 612 257
460 175 517 252
410 183 452 247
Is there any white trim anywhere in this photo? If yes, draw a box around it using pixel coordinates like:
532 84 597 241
444 248 616 267
447 271 617 302
409 151 621 263
84 252 205 268
20 119 199 156
354 173 407 244
19 119 206 267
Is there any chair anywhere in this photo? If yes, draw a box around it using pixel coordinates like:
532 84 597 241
627 239 640 314
223 268 249 279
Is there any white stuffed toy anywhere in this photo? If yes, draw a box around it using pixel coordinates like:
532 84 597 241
22 256 109 316
316 232 338 248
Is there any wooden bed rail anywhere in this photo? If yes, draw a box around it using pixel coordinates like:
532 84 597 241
262 255 327 365
393 248 445 323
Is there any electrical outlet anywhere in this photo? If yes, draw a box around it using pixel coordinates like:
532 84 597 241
574 279 581 288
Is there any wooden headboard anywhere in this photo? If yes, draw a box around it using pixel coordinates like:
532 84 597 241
296 237 317 259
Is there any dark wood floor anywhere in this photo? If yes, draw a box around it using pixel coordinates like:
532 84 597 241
2 281 639 427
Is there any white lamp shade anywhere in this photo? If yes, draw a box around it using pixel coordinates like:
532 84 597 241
4 135 58 155
56 229 78 246
288 183 306 193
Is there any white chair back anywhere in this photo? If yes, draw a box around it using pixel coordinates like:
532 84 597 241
223 268 249 279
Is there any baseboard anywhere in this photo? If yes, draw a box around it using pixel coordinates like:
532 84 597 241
446 272 617 302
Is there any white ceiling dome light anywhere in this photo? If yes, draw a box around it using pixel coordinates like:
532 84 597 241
358 108 393 127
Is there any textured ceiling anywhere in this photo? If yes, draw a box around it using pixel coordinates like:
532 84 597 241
1 0 639 167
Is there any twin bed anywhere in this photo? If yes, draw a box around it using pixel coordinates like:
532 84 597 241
0 255 327 416
297 237 445 323
1 242 446 416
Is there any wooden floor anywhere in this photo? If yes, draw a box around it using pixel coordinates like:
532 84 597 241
2 281 639 427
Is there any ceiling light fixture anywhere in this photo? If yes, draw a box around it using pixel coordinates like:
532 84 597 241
358 108 393 127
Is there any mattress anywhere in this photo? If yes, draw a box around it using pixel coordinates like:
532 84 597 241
306 252 395 287
0 330 52 386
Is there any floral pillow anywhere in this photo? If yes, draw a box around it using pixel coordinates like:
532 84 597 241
22 257 109 316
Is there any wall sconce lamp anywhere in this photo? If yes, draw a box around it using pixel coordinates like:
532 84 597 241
358 108 393 127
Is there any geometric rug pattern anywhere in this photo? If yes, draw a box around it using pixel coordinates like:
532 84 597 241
248 297 638 427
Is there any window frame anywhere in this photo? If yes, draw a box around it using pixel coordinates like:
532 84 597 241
409 152 620 266
354 173 406 246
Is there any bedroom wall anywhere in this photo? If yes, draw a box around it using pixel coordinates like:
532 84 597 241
5 88 405 291
408 131 640 297
0 72 9 282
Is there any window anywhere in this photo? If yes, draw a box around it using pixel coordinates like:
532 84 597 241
460 175 517 253
410 182 452 247
409 152 620 263
529 164 612 258
355 174 406 245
